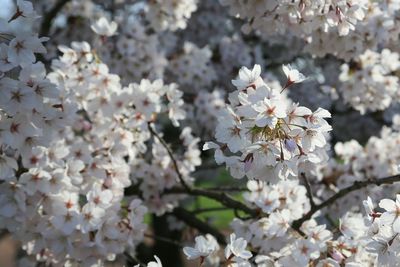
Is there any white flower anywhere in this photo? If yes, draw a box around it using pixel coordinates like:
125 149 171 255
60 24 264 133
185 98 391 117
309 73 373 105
255 188 280 213
363 196 376 221
19 168 51 195
379 195 400 233
91 17 118 37
147 255 162 267
365 232 399 267
282 64 307 86
80 203 105 233
86 184 113 209
267 209 291 237
225 233 252 261
232 64 263 90
183 234 219 260
8 0 39 22
0 154 18 180
0 44 16 72
8 35 46 67
301 124 331 151
291 239 320 266
253 98 286 128
215 112 246 153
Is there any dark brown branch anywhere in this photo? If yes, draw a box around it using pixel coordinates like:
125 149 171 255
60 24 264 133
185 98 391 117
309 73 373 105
124 252 144 266
147 123 257 216
144 233 183 248
193 207 231 214
300 172 316 209
292 174 400 230
148 123 191 192
39 0 71 37
172 207 227 245
203 186 247 192
165 187 259 217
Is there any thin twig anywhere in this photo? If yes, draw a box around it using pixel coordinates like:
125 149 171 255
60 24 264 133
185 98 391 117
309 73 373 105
172 207 227 245
147 123 257 216
300 172 316 209
202 186 247 192
148 123 191 192
39 0 71 37
144 233 183 248
292 174 400 230
124 252 145 267
193 207 231 214
166 187 259 217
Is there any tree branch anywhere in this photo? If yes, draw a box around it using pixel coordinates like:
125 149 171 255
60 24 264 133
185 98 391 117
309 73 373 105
144 233 183 248
148 123 191 192
147 123 257 216
292 174 400 230
166 187 259 217
300 172 316 209
39 0 71 37
172 207 227 245
193 207 231 214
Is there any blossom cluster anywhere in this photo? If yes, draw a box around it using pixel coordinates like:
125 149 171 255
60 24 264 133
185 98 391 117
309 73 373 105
0 12 149 265
220 0 400 61
220 0 367 37
339 49 400 113
306 1 400 59
205 64 331 182
0 1 201 265
146 0 198 32
313 116 400 217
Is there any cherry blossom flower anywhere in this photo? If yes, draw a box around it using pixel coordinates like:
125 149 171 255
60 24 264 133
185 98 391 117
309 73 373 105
379 195 400 233
232 64 263 90
183 234 219 262
225 233 252 262
282 64 307 89
91 17 118 37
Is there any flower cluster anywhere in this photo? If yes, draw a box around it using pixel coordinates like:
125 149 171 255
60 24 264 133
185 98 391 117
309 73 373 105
305 1 400 59
339 49 400 113
220 0 367 36
169 42 217 92
312 117 400 217
104 15 167 84
205 64 331 182
146 0 198 32
0 2 201 265
0 33 149 267
183 233 252 266
49 41 198 218
186 89 226 138
362 195 400 266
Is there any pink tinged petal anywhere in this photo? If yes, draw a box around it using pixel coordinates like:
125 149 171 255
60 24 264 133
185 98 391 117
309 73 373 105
244 159 252 173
